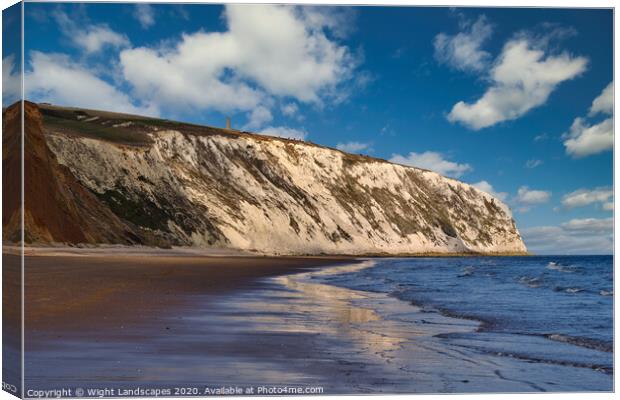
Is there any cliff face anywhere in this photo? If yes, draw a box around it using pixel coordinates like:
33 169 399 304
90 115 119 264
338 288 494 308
4 102 163 245
2 103 22 242
32 103 527 255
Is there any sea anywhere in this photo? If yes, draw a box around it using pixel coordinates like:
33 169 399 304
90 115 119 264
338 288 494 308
319 255 614 375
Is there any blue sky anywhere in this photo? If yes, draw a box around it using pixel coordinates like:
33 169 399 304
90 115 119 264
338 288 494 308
3 3 614 254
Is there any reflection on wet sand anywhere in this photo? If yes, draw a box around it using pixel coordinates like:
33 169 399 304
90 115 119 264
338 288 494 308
254 261 407 357
25 257 613 393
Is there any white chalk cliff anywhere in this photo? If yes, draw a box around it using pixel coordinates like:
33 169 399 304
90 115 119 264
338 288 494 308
40 104 527 255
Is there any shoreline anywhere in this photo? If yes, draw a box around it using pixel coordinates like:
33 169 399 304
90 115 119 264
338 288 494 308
12 251 611 393
279 260 612 391
3 244 531 258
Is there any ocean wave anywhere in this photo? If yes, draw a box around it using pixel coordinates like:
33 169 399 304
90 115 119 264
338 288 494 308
545 333 613 353
488 348 612 375
518 276 543 288
457 266 474 278
321 256 612 378
443 332 613 375
552 286 585 294
546 262 576 273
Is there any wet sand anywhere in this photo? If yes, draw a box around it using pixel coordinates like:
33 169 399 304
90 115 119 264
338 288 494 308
14 251 612 394
15 252 353 331
10 251 355 392
3 252 22 395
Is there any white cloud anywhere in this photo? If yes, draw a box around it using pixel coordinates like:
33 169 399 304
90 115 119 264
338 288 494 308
259 126 307 140
296 6 356 40
2 55 21 106
589 81 613 116
75 26 130 54
120 46 264 114
380 124 394 136
563 81 614 158
521 218 612 255
561 187 613 210
134 4 156 29
471 180 508 201
242 106 273 130
603 202 614 211
534 133 549 142
525 159 543 169
563 117 613 158
336 141 371 154
434 15 492 73
119 5 356 115
389 151 472 178
281 102 299 117
25 51 157 116
515 186 551 205
561 217 612 233
448 38 587 130
54 9 129 54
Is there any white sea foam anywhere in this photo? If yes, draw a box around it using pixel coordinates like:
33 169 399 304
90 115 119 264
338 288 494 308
458 266 475 277
546 262 575 273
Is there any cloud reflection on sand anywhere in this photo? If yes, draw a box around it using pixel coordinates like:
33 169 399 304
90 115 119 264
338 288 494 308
231 260 408 360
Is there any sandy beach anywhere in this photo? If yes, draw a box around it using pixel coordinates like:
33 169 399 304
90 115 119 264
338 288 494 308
5 249 353 394
15 251 352 330
7 249 611 394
